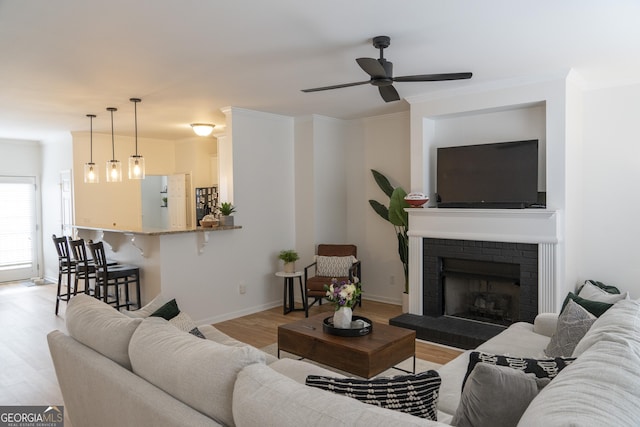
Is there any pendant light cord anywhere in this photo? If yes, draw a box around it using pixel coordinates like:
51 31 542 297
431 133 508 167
107 107 117 161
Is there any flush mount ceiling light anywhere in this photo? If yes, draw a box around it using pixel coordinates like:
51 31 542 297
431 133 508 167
106 107 122 182
191 123 215 137
128 98 145 180
83 113 99 184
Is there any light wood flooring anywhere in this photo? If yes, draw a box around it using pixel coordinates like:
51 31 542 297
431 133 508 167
0 280 461 427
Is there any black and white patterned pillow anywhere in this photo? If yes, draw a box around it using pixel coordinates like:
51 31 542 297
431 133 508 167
306 370 441 421
316 255 356 277
150 299 205 339
462 351 575 391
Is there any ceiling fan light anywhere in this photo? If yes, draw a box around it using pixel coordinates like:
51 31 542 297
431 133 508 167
191 123 215 137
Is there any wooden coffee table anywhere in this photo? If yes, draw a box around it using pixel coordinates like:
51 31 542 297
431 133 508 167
277 312 416 378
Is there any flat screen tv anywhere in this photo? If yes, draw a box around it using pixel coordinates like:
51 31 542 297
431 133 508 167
436 139 539 209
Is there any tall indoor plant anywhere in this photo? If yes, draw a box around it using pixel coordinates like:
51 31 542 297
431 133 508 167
368 170 410 309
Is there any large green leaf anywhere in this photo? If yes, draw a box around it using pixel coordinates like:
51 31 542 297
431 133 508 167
371 169 394 198
368 200 389 222
389 187 409 227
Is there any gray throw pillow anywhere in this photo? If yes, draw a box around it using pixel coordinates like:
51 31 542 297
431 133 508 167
451 363 550 427
545 298 596 357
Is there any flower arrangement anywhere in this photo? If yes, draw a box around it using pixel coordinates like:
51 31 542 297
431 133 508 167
323 278 361 310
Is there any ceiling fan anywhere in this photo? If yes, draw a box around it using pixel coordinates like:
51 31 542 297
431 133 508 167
301 35 472 103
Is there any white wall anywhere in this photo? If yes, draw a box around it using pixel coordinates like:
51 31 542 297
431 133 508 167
579 83 640 296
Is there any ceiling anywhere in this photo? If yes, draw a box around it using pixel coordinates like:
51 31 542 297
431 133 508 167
1 0 640 142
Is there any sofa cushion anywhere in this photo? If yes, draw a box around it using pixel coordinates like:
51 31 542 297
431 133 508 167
66 294 142 370
129 317 266 426
316 255 356 277
577 280 629 304
462 351 575 391
306 371 441 421
545 299 596 357
572 299 640 357
232 363 445 427
452 363 549 427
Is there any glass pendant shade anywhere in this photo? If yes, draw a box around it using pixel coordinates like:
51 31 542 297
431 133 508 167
106 107 122 182
128 98 145 179
106 159 122 182
128 155 145 179
84 113 99 183
84 162 99 183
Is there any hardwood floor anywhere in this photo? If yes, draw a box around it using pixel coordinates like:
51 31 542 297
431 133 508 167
213 299 463 365
0 280 461 427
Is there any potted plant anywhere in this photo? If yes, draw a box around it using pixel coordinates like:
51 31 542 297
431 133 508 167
278 249 300 273
218 202 236 226
368 170 411 312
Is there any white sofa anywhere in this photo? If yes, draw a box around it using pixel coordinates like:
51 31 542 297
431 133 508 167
48 294 640 427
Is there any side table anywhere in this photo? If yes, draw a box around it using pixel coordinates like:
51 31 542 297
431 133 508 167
275 271 308 317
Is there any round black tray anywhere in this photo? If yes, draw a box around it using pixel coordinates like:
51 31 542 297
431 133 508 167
323 315 373 337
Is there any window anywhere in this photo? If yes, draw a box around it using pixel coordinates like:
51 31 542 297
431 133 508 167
0 176 37 282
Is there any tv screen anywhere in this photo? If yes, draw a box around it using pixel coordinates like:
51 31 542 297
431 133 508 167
436 139 539 208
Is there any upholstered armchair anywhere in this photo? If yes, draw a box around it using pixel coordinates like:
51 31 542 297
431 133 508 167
304 244 362 309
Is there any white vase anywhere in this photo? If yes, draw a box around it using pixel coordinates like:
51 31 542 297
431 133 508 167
333 306 353 329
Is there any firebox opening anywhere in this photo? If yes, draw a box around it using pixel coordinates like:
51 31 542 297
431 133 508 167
442 258 520 327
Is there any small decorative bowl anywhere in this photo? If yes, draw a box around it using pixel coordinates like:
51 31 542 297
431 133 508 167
199 219 219 228
404 192 429 208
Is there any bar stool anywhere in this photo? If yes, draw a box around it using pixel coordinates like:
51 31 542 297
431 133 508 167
69 238 96 297
52 234 77 315
87 240 141 311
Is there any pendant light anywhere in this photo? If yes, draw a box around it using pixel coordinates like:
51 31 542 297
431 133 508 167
106 107 122 182
83 114 99 183
128 97 145 179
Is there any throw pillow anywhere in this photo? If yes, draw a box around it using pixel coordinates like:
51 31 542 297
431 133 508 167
451 363 550 427
316 255 356 277
461 351 576 391
150 299 205 339
121 293 169 318
577 279 621 295
561 292 614 317
305 370 441 421
577 280 629 304
545 299 596 357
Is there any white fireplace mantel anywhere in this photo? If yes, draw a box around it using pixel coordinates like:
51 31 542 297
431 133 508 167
407 208 562 316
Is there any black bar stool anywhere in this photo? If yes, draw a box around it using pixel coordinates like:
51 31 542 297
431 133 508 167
52 234 77 315
87 240 141 311
69 238 96 297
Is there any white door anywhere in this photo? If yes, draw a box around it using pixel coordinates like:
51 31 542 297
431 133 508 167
0 176 38 282
167 173 189 229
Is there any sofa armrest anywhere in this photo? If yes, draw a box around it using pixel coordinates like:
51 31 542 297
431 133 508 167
533 313 559 337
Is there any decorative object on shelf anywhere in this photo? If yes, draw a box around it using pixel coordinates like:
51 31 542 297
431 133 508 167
105 107 122 182
218 201 236 226
324 278 362 329
278 249 300 273
369 170 410 298
404 192 429 208
199 214 218 228
83 113 99 183
323 315 372 336
191 123 215 137
128 98 145 180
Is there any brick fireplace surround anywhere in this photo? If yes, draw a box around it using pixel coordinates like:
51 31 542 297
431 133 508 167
390 208 560 349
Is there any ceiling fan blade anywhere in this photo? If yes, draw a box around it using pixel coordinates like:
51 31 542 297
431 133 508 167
356 57 387 78
301 80 370 93
378 85 400 103
393 72 473 82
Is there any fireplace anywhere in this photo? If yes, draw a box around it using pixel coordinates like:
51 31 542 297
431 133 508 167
424 239 539 325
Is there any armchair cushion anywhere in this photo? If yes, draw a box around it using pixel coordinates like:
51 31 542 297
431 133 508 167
316 255 357 277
